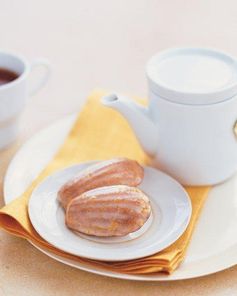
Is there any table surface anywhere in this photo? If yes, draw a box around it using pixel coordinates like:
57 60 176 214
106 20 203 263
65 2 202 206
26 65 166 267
0 0 237 295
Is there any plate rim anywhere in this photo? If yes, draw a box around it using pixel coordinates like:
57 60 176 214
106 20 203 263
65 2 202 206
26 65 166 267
32 241 237 281
3 114 237 281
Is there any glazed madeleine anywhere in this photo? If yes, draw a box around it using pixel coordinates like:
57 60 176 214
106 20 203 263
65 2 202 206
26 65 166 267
58 158 144 209
66 185 151 237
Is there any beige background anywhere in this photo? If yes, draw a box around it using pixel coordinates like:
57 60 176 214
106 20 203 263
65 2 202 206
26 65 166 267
0 0 237 295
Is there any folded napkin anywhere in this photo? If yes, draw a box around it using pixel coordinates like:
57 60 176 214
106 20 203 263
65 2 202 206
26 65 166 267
0 90 210 274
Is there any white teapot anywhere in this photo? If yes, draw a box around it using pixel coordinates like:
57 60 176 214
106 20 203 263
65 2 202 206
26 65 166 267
102 48 237 186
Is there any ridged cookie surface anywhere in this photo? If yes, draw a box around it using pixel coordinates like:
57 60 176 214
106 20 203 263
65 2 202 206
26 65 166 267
66 185 151 237
58 158 144 209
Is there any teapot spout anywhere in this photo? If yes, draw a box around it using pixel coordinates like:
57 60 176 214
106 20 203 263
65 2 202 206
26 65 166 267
101 94 158 156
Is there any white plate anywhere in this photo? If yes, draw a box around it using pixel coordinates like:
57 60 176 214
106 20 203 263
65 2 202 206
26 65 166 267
28 163 191 261
4 114 237 280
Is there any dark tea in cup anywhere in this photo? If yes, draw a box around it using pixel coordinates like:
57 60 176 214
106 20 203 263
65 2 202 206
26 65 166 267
0 68 19 86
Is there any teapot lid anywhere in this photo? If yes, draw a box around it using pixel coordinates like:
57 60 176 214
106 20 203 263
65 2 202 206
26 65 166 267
146 47 237 105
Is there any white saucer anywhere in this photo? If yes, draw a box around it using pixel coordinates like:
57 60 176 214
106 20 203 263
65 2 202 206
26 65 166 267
28 162 191 261
4 114 237 280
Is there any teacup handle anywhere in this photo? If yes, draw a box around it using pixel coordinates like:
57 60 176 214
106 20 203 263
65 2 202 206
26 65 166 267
234 120 237 138
29 58 51 96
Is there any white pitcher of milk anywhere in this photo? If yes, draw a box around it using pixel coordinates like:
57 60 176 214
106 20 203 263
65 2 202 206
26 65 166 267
102 48 237 185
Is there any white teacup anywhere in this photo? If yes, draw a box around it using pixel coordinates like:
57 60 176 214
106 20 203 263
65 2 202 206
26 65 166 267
0 51 50 149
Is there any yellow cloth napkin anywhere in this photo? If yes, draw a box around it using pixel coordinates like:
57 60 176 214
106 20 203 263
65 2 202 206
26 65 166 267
0 90 210 275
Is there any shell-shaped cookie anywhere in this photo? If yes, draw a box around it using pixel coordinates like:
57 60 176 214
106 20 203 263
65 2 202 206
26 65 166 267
66 185 151 237
58 158 144 209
